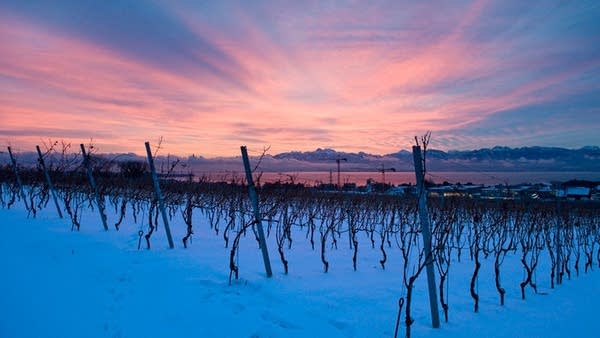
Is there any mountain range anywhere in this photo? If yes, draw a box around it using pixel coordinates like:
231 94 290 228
268 146 600 172
2 146 599 172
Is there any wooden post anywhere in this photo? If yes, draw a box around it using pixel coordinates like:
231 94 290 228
80 144 109 231
36 145 63 218
556 197 562 285
145 141 175 249
7 147 29 210
412 145 440 329
240 146 273 277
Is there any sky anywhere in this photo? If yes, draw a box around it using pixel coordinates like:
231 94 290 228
1 0 599 157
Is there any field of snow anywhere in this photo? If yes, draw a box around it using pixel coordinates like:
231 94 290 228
1 202 599 338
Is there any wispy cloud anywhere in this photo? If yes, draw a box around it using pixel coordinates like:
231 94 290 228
1 1 598 156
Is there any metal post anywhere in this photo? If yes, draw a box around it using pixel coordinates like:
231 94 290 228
7 147 29 210
412 145 440 328
80 144 109 231
36 145 63 218
240 146 273 277
144 142 175 249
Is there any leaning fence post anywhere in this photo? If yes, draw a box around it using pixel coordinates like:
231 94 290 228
555 196 562 285
7 146 29 210
80 144 109 231
144 141 175 249
240 146 273 277
36 145 63 218
412 145 440 328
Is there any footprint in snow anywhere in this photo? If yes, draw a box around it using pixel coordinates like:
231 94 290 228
261 311 300 330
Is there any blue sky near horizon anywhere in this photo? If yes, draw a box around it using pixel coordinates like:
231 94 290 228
1 0 599 156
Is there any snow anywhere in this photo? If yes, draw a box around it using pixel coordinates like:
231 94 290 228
1 203 599 338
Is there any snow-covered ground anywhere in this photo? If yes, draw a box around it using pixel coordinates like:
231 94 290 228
1 203 598 338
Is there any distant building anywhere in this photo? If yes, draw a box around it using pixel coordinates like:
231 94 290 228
560 180 595 200
428 185 461 197
387 186 409 195
564 186 592 200
365 179 393 193
479 186 512 200
427 184 484 198
316 183 336 191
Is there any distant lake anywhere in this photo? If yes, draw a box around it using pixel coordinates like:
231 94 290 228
191 171 600 186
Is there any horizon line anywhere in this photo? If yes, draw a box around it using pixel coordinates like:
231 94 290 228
1 143 599 160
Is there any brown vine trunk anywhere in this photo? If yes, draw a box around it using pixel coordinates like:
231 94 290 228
439 273 449 322
494 253 505 306
470 250 481 312
405 278 416 338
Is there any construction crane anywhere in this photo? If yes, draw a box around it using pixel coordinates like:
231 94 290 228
378 163 396 184
335 157 347 189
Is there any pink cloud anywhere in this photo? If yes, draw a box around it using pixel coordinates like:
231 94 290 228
1 0 598 157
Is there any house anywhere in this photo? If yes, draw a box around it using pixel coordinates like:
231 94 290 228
387 185 409 195
428 185 456 197
427 184 484 198
479 185 512 200
365 179 393 193
561 180 595 200
564 186 591 200
592 185 600 201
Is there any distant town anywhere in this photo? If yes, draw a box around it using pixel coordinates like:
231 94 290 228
310 179 600 202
